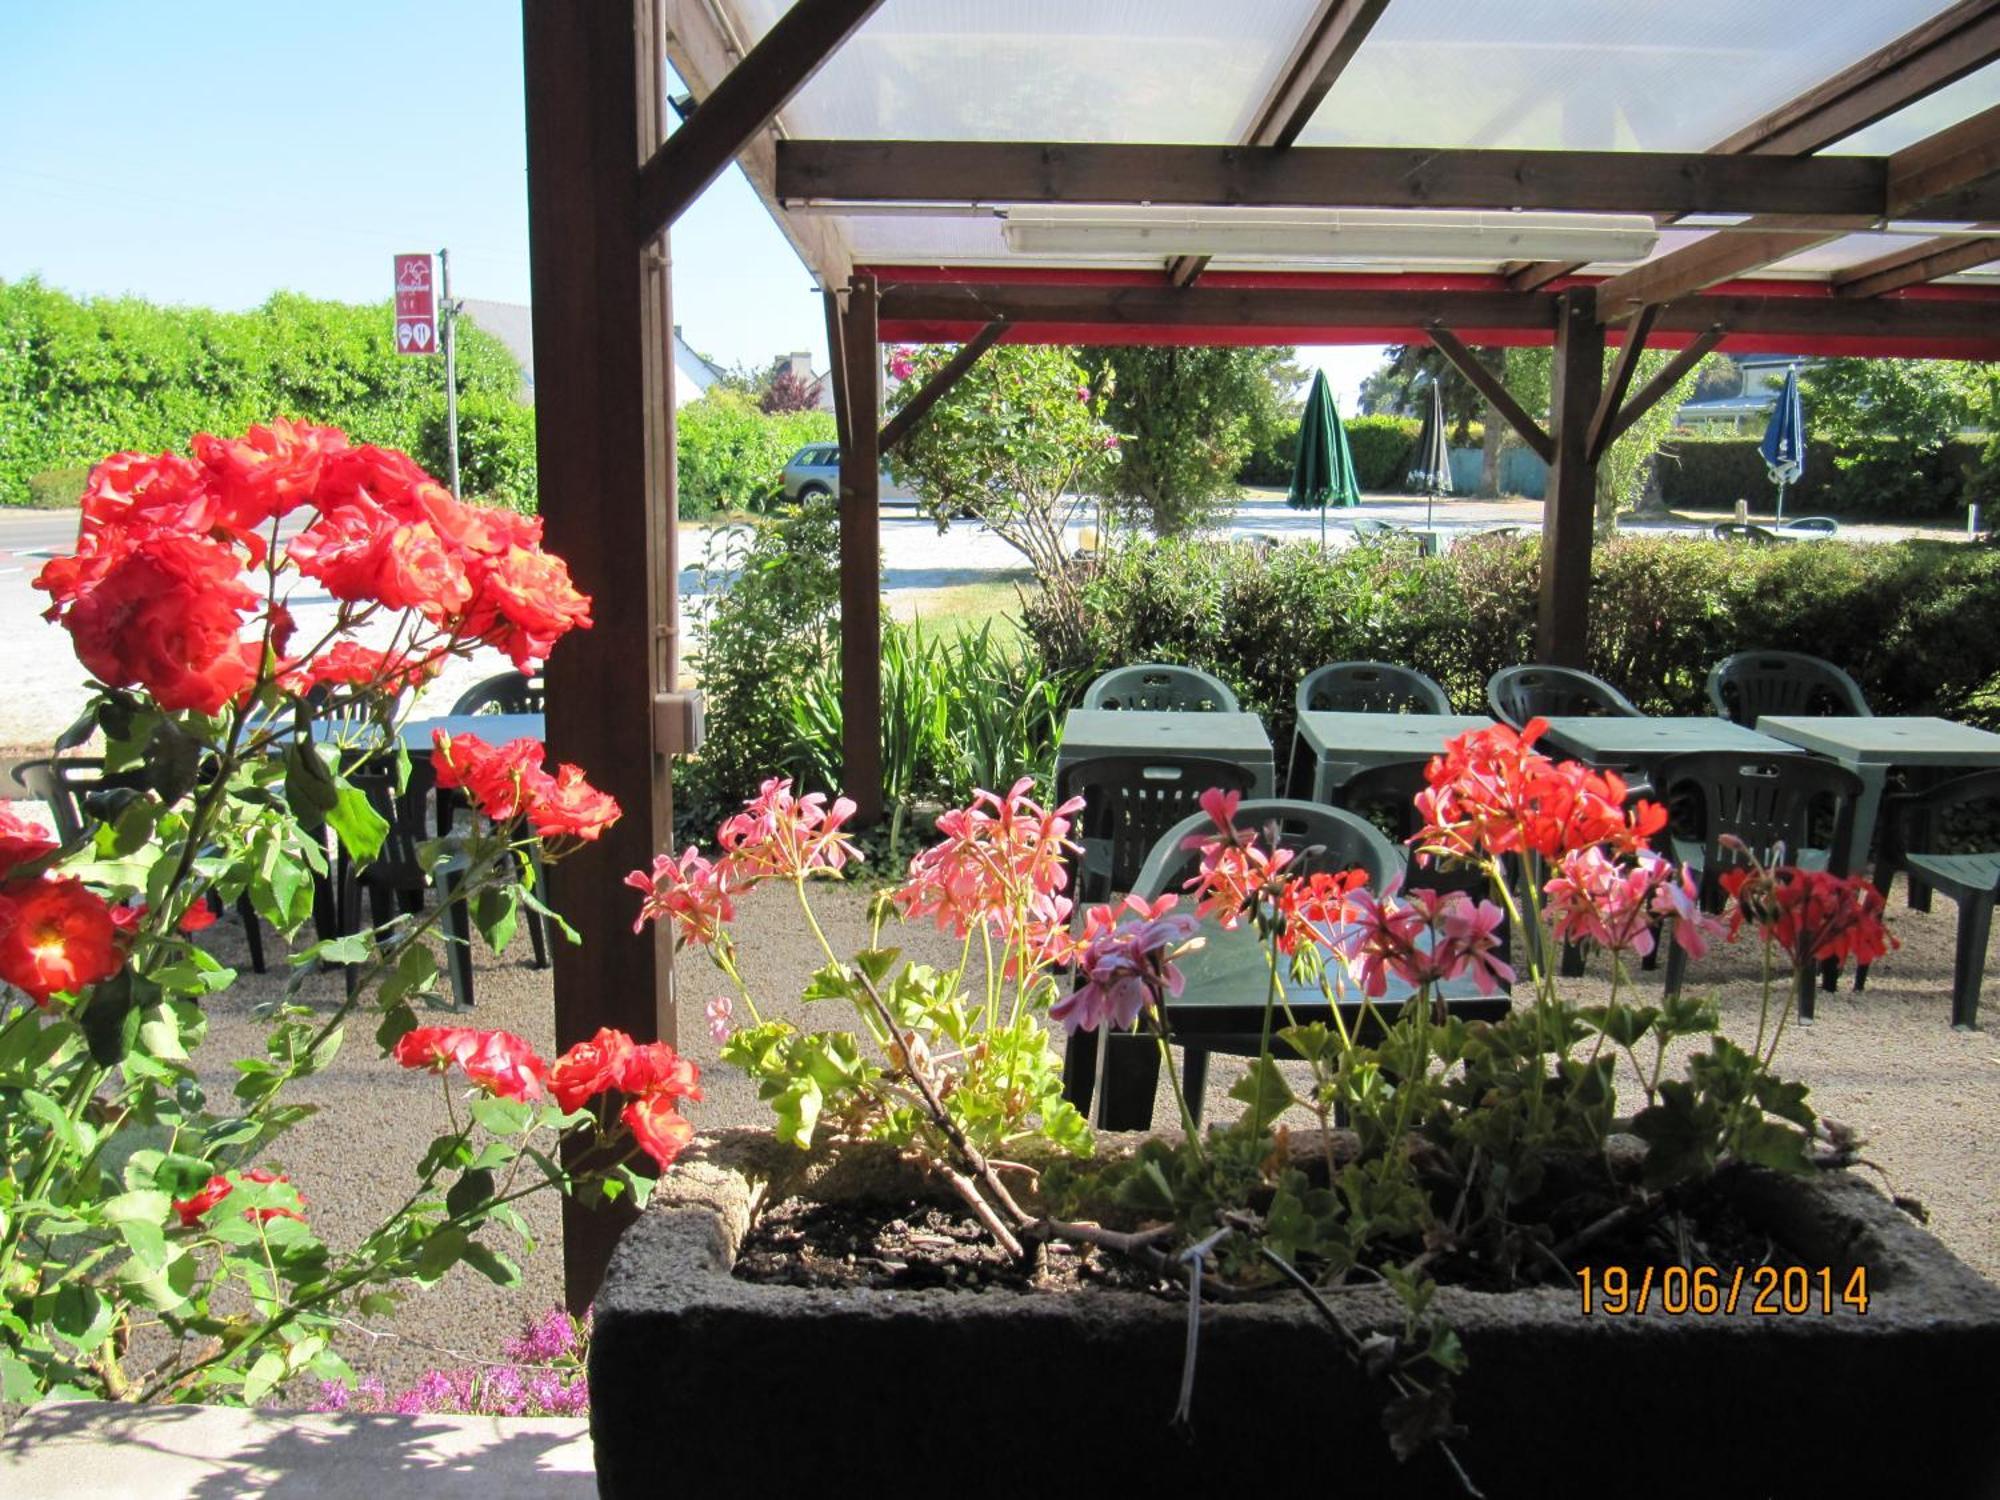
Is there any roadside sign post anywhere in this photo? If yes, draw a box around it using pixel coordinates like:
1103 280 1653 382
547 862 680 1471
393 251 462 499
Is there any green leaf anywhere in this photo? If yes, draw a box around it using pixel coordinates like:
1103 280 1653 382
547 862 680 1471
446 1168 495 1220
299 932 371 967
1 1353 41 1405
326 783 390 864
20 1088 80 1154
472 887 517 953
241 1350 287 1405
101 1189 171 1226
1229 1054 1297 1131
414 1227 469 1283
49 1285 114 1353
459 1242 522 1287
468 1097 532 1137
375 1001 419 1052
118 1218 170 1273
79 970 145 1066
284 742 341 823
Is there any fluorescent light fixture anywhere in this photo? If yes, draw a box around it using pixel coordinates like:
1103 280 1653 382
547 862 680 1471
1000 206 1659 263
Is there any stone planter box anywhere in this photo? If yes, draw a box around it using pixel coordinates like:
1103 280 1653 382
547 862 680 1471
591 1130 2000 1500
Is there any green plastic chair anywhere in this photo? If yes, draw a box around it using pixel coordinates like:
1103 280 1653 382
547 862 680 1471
1706 651 1870 728
1053 753 1258 904
451 672 547 716
1296 662 1450 717
1082 664 1239 713
1486 665 1640 730
1869 769 2000 1029
1651 751 1863 1017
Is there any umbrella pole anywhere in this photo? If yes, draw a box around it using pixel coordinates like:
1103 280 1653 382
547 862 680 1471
1775 479 1787 524
1319 501 1326 552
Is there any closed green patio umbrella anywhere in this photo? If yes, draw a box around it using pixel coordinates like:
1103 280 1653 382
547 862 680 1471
1287 368 1361 548
1407 378 1454 531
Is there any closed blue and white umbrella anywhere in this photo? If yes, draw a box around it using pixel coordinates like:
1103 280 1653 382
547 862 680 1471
1758 364 1805 522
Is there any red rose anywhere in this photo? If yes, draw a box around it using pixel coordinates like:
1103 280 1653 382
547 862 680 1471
526 763 621 842
432 732 549 823
0 876 123 1005
59 534 261 714
460 1029 549 1102
194 418 347 533
0 806 58 880
550 1027 636 1112
392 1025 479 1073
173 1174 233 1229
622 1093 695 1169
281 640 440 697
464 546 593 670
618 1040 702 1104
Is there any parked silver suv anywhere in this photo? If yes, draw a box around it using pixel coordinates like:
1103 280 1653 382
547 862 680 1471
779 444 917 504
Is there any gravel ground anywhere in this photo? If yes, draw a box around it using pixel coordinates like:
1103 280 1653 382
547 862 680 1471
5 819 1995 1393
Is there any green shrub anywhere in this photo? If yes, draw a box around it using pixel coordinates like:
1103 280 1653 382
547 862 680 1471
25 467 88 508
1239 414 1300 486
422 392 539 512
0 278 523 506
679 495 842 825
676 390 834 518
1023 534 2000 754
1344 415 1422 491
1657 435 1983 518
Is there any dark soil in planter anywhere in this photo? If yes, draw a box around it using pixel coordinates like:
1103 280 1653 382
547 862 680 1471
734 1199 1163 1293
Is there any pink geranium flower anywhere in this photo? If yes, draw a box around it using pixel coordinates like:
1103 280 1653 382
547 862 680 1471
1049 894 1199 1035
716 778 861 885
626 846 735 947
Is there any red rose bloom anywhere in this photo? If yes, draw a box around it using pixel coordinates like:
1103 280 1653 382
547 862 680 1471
550 1027 637 1112
622 1093 695 1170
466 546 593 671
0 806 58 880
526 763 621 842
0 876 123 1005
194 418 346 533
59 534 262 714
281 640 441 697
460 1029 550 1102
392 1025 479 1073
619 1040 702 1104
173 1174 234 1229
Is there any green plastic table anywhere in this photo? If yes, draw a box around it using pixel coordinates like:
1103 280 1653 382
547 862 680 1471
1537 716 1803 773
1288 711 1492 801
1063 911 1512 1129
1759 716 2000 874
1054 708 1275 797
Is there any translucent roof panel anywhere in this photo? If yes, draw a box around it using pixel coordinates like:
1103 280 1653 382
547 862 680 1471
1761 233 1953 275
1296 0 1946 151
733 0 1325 143
1820 60 2000 155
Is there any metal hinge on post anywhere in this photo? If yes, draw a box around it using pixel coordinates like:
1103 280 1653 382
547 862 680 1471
653 691 706 756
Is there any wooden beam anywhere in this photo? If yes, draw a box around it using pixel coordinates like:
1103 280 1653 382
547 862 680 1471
524 0 673 1311
878 319 1009 452
1835 233 2000 297
1538 288 1603 669
877 281 1559 332
778 140 1890 219
638 0 882 236
1167 0 1399 287
1599 326 1725 454
1710 0 2000 157
1508 2 2000 294
1591 218 1855 316
1586 304 1658 465
662 0 855 287
1425 324 1552 463
836 275 884 825
1886 100 2000 219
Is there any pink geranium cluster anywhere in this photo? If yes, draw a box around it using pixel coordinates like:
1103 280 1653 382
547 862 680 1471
1051 894 1200 1035
627 778 859 950
1544 847 1721 962
895 775 1083 966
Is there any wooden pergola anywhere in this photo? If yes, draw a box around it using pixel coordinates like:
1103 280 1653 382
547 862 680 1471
522 0 2000 1300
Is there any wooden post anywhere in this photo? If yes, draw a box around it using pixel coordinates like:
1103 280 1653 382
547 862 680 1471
1537 287 1604 667
523 0 675 1310
834 275 884 823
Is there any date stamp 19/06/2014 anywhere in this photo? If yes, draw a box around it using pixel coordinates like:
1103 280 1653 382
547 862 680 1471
1578 1264 1871 1317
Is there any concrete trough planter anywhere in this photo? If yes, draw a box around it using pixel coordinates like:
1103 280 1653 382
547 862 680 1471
591 1130 2000 1500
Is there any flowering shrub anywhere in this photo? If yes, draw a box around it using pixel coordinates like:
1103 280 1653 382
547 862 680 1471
651 718 1891 1471
0 423 695 1407
313 1306 589 1418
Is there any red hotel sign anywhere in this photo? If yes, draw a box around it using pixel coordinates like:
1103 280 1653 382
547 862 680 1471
394 253 436 354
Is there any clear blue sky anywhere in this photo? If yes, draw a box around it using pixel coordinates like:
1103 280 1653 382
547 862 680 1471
0 1 1379 403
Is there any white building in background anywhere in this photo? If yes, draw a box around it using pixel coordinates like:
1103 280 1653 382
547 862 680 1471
459 300 725 408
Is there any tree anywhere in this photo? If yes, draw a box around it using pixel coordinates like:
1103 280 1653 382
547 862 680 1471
759 365 822 414
1082 346 1300 535
885 343 1119 599
1360 342 1504 492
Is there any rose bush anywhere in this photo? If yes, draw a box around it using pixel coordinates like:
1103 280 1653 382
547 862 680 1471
0 422 696 1407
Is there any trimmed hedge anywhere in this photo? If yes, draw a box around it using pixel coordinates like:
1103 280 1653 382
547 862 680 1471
676 390 835 518
1658 435 1985 519
1025 533 2000 755
1240 414 1427 491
